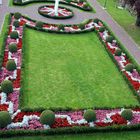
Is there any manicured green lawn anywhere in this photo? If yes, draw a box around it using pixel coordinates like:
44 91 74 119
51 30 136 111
98 0 140 46
21 29 139 109
2 131 140 140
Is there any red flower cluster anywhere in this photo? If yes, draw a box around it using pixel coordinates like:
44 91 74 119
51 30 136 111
13 112 41 122
0 104 9 111
13 69 21 88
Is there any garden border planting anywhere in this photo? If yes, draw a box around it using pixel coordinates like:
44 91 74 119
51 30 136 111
1 12 140 137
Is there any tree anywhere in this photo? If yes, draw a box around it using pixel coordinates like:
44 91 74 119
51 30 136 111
126 0 140 26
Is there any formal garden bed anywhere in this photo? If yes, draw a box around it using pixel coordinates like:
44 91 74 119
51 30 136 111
13 0 93 12
38 5 74 19
0 12 140 137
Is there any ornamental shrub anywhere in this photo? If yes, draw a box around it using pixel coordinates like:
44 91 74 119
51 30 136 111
79 23 85 30
36 21 44 29
9 43 17 53
121 109 133 121
13 20 20 28
114 48 122 56
106 36 114 43
83 109 96 122
125 63 134 73
14 12 22 19
10 31 19 39
58 24 65 31
99 27 105 33
65 0 71 3
6 60 17 71
1 80 13 94
93 18 100 24
40 110 55 126
0 111 11 128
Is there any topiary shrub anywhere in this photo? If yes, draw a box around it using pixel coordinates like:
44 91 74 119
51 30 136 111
58 24 65 31
121 109 133 121
36 21 44 29
8 43 17 53
6 60 17 71
106 36 114 43
83 109 96 122
125 63 135 73
99 27 105 33
79 23 85 30
10 31 19 39
1 80 13 94
0 111 11 128
114 48 122 56
14 12 22 19
93 18 100 24
13 20 20 28
40 110 55 126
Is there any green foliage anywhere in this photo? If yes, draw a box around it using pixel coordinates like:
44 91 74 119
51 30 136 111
8 43 17 53
13 20 20 28
0 111 11 128
40 110 55 126
79 24 85 30
121 109 133 121
1 80 13 94
65 0 71 3
83 109 96 122
36 21 44 29
93 18 100 24
58 24 65 31
125 63 134 72
114 48 122 56
6 60 17 71
14 12 22 19
99 27 105 32
10 31 19 39
106 36 114 43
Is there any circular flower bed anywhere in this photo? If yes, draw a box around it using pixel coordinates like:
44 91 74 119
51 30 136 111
38 5 74 19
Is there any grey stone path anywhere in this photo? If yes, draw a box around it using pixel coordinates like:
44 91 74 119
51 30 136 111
0 0 140 64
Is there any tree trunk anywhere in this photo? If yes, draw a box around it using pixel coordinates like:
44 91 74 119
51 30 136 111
136 15 140 27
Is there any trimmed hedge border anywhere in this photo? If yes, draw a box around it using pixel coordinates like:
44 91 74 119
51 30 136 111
38 5 74 19
1 14 140 137
13 0 94 12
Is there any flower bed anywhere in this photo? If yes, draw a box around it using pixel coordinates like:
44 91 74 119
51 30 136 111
13 0 93 12
0 14 140 136
38 5 74 19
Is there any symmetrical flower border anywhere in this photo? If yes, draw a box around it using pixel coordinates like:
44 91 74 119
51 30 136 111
13 0 94 12
1 13 140 136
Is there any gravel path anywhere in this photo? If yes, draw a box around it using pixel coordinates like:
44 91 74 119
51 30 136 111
0 0 140 64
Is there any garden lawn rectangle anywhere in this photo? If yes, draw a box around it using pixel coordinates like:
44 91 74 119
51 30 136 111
21 29 139 109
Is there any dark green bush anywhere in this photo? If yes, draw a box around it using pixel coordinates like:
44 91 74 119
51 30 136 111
65 0 71 3
106 36 114 43
114 48 122 56
13 20 20 28
125 63 134 72
6 60 17 71
1 80 13 94
36 21 44 29
93 18 100 24
40 110 55 126
79 24 85 30
99 27 105 33
10 31 19 39
58 24 65 31
121 109 133 121
83 109 96 122
9 43 17 53
0 111 11 128
14 12 22 19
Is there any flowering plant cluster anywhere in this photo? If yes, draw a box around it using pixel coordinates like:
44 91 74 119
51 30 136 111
13 0 92 11
38 5 74 19
0 15 140 134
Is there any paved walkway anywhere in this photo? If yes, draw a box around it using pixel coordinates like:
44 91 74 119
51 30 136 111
0 0 140 64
